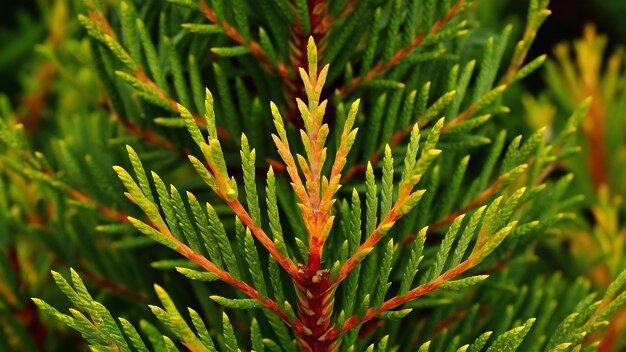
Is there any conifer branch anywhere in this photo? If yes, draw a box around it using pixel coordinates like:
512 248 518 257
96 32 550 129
116 158 302 328
84 1 231 140
445 1 551 130
331 122 441 290
325 259 475 341
164 234 303 332
227 198 304 282
344 1 550 181
66 188 132 225
24 3 626 350
112 112 178 153
178 93 303 282
338 0 466 97
198 1 290 82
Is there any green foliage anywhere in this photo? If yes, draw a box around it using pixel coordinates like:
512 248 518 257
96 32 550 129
0 0 625 351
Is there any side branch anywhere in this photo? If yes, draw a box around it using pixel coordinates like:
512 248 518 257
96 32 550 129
86 4 230 140
227 199 304 283
328 190 410 290
324 259 474 341
169 229 303 333
198 1 290 82
66 188 131 225
338 0 466 97
132 69 230 140
429 178 503 232
446 7 548 131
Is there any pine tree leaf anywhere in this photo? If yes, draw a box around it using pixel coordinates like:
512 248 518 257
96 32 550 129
400 227 427 295
115 71 173 111
119 318 149 352
359 8 382 77
374 239 394 307
128 217 178 250
170 186 202 251
510 54 547 84
258 28 277 67
120 2 140 62
187 192 224 266
251 318 265 352
444 114 492 134
447 60 476 117
418 341 431 352
363 94 387 159
151 172 181 238
182 23 225 34
295 0 310 35
365 162 379 236
211 46 252 57
466 331 492 352
152 285 206 351
401 124 421 184
425 214 464 282
241 135 261 225
140 321 167 351
472 222 516 268
206 203 241 279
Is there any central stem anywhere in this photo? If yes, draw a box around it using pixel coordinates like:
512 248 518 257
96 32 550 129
295 265 337 351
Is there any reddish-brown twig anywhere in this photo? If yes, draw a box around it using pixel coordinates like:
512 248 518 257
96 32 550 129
198 1 290 83
338 0 466 97
177 237 305 333
328 182 415 291
67 188 131 225
323 258 474 341
445 8 548 132
86 4 231 141
430 178 503 232
227 199 304 283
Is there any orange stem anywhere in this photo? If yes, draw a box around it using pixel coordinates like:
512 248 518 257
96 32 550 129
324 258 473 341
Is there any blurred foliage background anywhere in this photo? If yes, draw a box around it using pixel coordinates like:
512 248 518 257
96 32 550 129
2 0 626 350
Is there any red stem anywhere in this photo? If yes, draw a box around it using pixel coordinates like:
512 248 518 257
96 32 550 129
198 1 290 83
176 238 304 333
328 187 411 291
325 259 473 341
227 199 304 283
338 0 465 97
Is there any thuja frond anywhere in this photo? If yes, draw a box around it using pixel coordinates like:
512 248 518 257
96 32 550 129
12 0 626 351
32 270 267 352
36 35 623 351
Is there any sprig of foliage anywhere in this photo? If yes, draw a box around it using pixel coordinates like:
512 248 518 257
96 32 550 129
1 0 624 350
32 35 626 351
